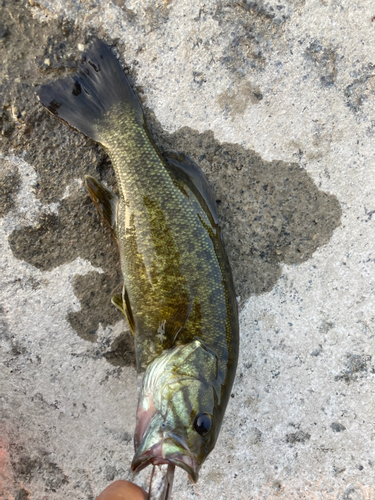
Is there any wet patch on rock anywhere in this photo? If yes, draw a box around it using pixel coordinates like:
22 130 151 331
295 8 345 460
0 157 20 217
212 0 299 77
35 31 79 73
102 332 136 367
8 191 124 341
0 0 130 357
146 116 342 303
71 328 136 367
2 0 341 347
0 0 142 362
8 442 68 493
67 271 124 341
0 304 9 339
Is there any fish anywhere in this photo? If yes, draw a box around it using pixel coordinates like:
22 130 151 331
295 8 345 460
37 38 239 484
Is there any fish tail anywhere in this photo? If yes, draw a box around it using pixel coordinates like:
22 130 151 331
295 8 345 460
36 39 143 145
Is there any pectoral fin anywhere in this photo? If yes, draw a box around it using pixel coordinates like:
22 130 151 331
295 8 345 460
111 293 125 314
85 175 118 237
111 288 136 336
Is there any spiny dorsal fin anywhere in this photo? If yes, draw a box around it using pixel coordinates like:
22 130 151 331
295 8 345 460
111 288 136 336
85 175 118 237
164 152 219 225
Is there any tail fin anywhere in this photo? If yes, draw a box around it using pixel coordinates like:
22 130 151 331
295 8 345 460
37 39 142 144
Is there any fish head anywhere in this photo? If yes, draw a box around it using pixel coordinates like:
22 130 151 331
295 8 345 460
132 339 224 482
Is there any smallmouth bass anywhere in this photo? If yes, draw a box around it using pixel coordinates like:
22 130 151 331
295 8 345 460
37 39 239 483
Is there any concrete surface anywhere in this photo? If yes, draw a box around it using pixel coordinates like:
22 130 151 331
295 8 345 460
1 0 375 498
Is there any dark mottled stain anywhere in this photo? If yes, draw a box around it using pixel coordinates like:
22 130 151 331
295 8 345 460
248 427 262 445
15 489 29 500
122 431 133 443
0 106 15 137
334 353 374 383
11 342 27 357
111 0 171 30
345 79 365 112
143 3 171 30
0 157 20 217
217 81 263 117
0 24 10 42
105 465 117 482
0 304 9 338
104 464 126 482
331 422 346 432
345 74 375 113
10 452 68 492
212 0 297 76
318 319 335 333
111 0 137 19
1 304 31 357
311 344 323 357
305 39 337 87
344 61 375 113
341 487 363 499
285 430 311 444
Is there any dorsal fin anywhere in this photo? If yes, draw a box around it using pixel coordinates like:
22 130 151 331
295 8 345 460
164 151 219 225
85 175 118 237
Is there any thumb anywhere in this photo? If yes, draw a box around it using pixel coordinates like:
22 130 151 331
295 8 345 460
96 480 148 500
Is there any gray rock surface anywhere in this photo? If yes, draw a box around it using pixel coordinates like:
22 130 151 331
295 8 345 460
0 0 374 498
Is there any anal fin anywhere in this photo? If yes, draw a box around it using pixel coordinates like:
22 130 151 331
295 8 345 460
85 175 118 237
111 288 136 336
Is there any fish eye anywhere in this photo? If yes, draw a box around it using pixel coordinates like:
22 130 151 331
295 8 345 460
194 413 212 435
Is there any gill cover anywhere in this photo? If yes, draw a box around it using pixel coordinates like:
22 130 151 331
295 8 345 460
131 339 222 482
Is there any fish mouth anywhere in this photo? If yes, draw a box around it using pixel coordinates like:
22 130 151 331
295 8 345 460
133 387 200 482
131 436 199 483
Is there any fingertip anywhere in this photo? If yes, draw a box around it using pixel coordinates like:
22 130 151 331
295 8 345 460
96 479 148 500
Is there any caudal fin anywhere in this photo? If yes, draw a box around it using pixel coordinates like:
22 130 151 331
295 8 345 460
37 39 142 144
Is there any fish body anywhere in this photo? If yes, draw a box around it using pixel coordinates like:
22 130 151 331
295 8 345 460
37 39 239 482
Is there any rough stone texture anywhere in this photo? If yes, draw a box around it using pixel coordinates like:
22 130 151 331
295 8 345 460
1 0 375 498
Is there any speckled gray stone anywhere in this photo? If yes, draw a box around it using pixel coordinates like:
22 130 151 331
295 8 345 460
1 0 375 498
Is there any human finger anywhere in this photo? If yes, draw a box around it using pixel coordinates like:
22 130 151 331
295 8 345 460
96 479 148 500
